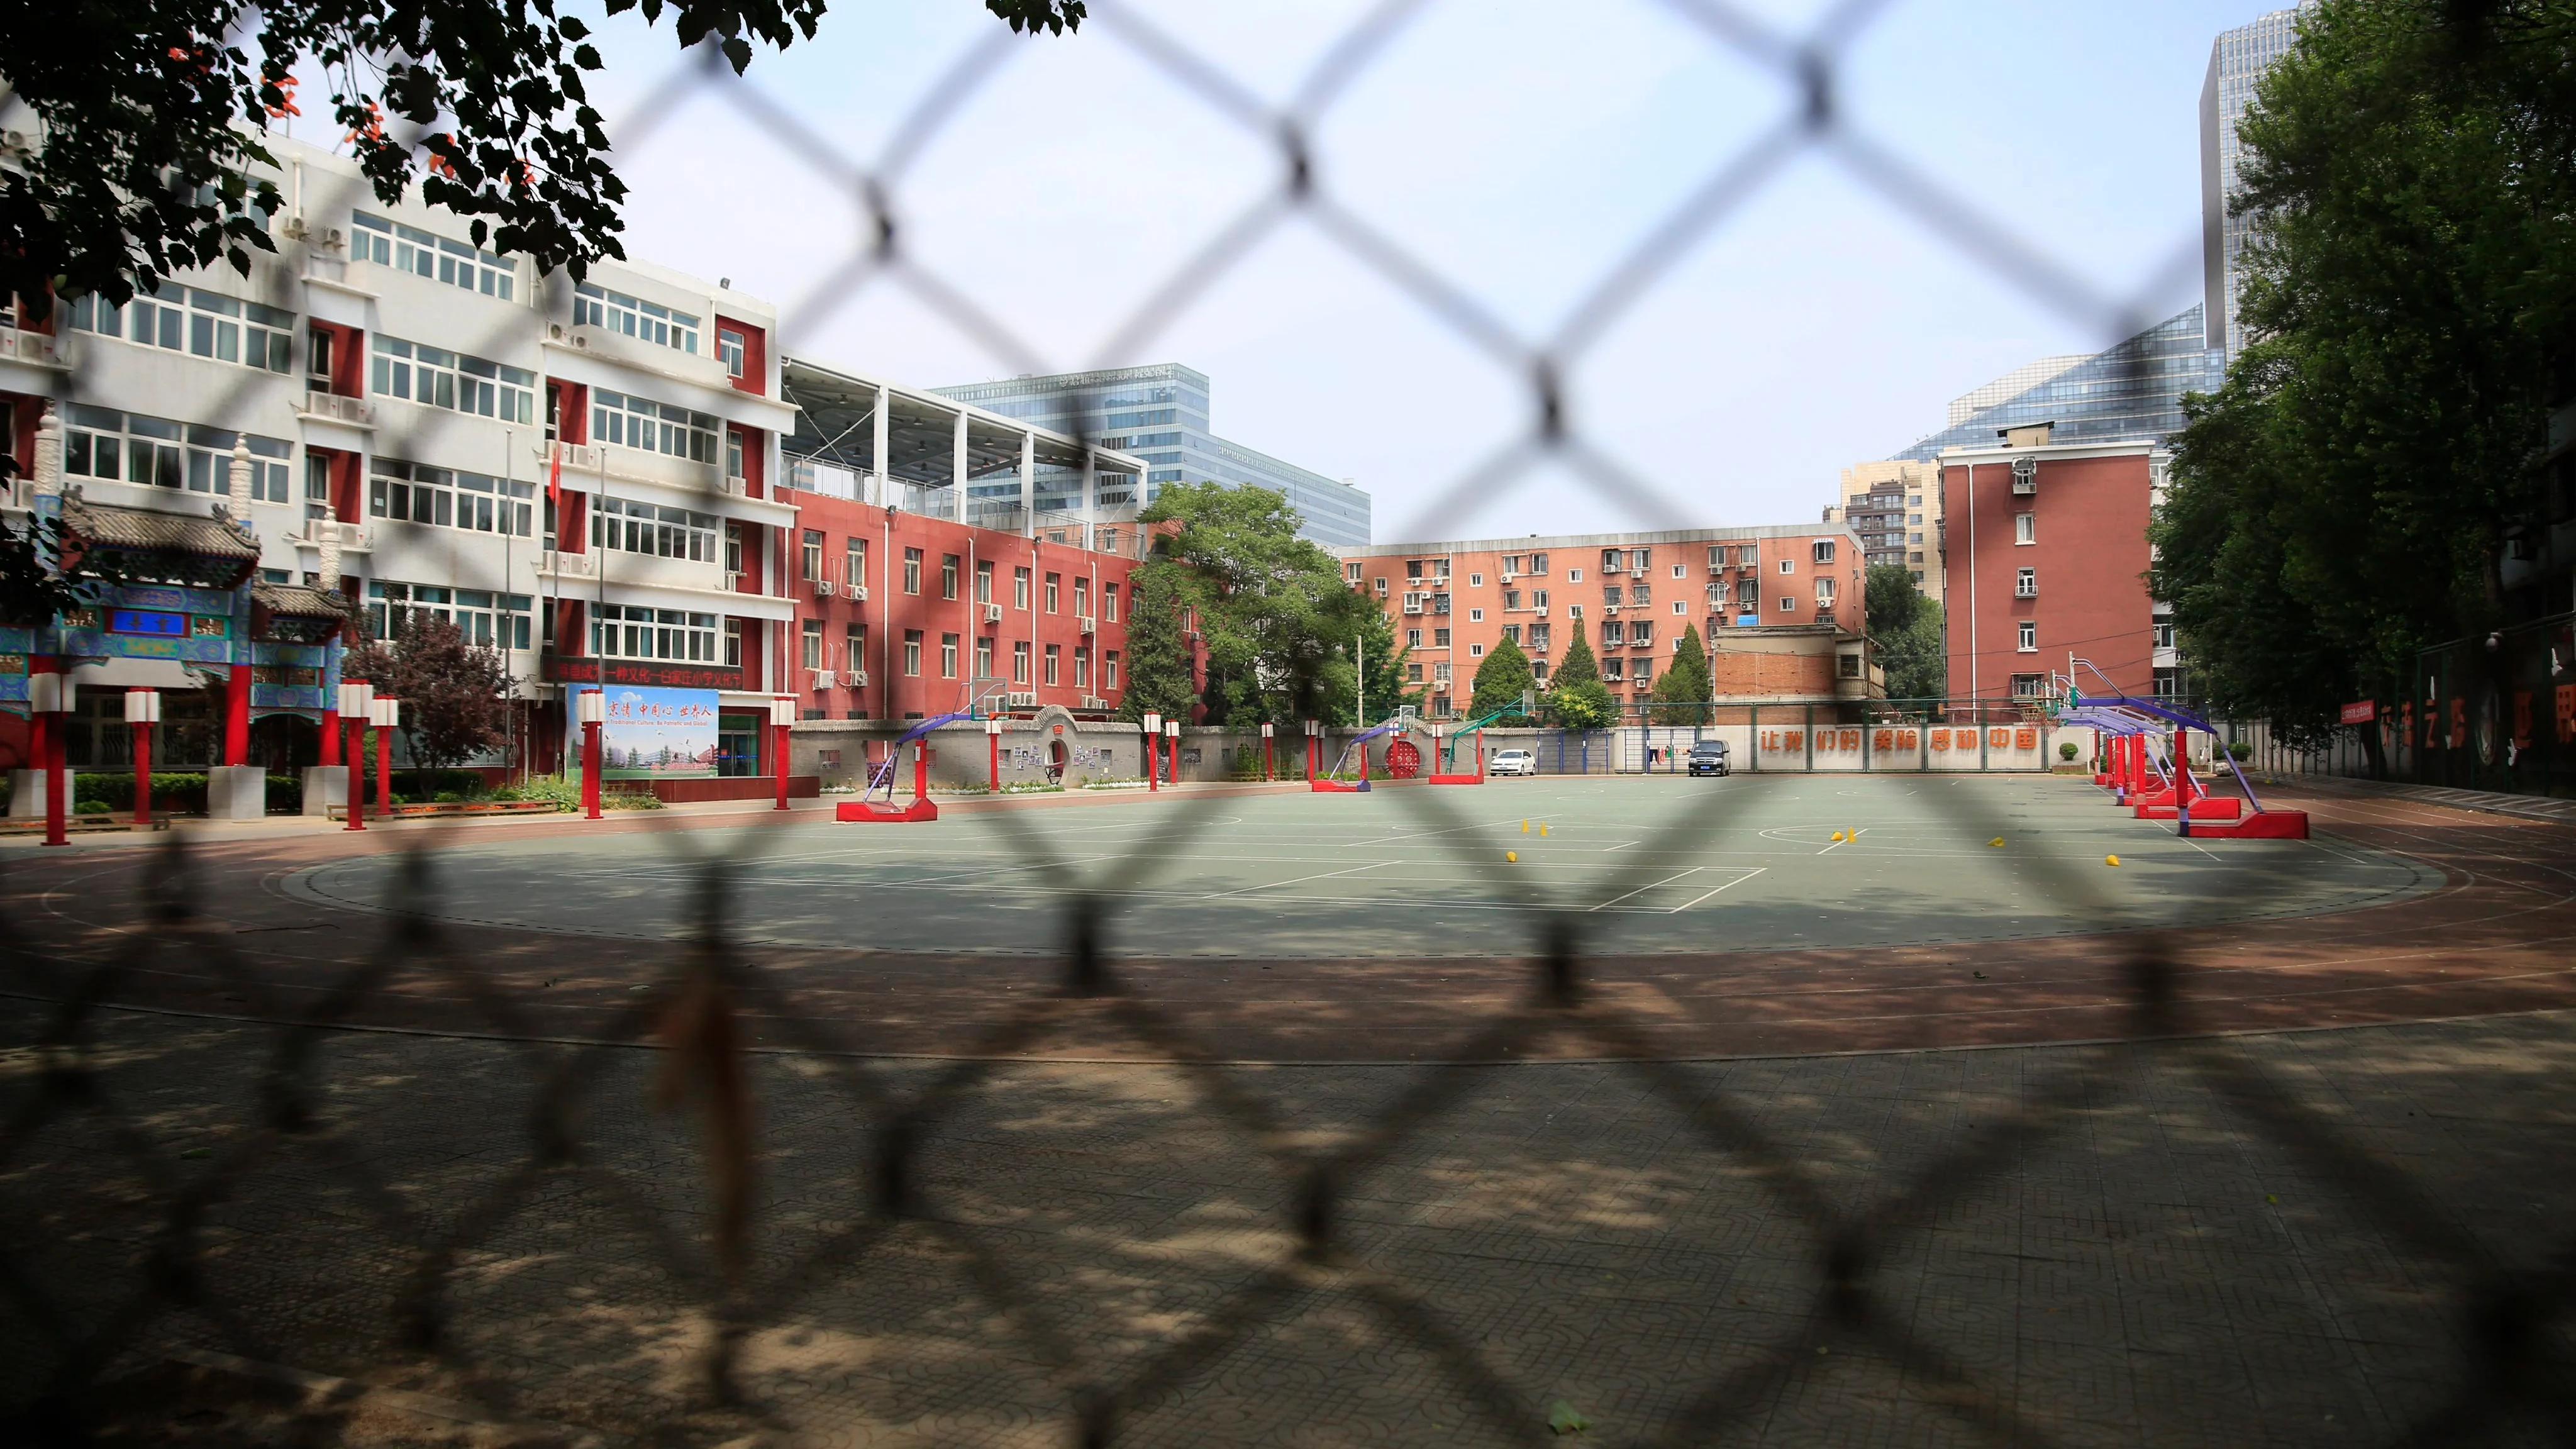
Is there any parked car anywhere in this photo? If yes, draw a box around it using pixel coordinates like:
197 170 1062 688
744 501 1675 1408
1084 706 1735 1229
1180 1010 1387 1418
1489 748 1537 777
1685 740 1731 776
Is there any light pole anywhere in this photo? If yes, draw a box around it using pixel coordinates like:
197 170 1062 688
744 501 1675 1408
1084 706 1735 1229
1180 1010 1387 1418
1142 712 1162 792
31 671 70 847
772 694 796 811
338 679 372 831
576 687 605 819
126 689 160 826
371 697 401 816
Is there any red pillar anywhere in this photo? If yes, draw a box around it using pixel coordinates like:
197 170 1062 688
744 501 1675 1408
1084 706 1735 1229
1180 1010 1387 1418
1146 732 1159 791
987 730 1001 792
131 719 152 826
224 662 252 767
1263 731 1274 780
42 697 67 849
774 721 792 811
582 720 603 819
319 708 340 767
913 743 931 802
343 714 366 831
374 721 392 814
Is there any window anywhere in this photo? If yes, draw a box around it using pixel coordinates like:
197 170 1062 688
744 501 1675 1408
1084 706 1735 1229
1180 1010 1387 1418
1502 589 1521 611
370 460 536 536
1074 648 1091 689
1530 623 1549 651
591 389 716 463
1737 582 1758 609
974 560 994 604
1467 642 1485 658
1502 624 1521 645
1735 545 1758 566
1468 608 1484 622
1813 540 1836 564
1044 644 1060 685
2018 619 2037 652
589 497 717 560
1406 662 1424 682
1778 558 1795 573
1073 577 1089 617
1433 662 1452 685
1102 650 1121 690
1011 640 1030 684
589 604 718 663
903 630 923 675
845 624 866 673
802 530 824 581
724 619 743 667
1602 657 1624 682
725 431 745 488
2013 673 2046 699
975 637 996 680
1633 660 1653 687
1815 577 1835 606
718 329 746 379
1373 577 1389 597
846 537 867 588
1779 596 1795 613
2154 620 2175 649
69 287 293 373
1433 628 1451 647
1671 600 1685 615
62 408 290 501
352 212 516 297
1628 621 1654 647
1014 566 1032 609
1468 573 1482 587
1406 628 1422 648
1043 572 1060 613
940 555 960 600
1568 569 1583 584
1838 653 1862 679
1604 585 1623 607
1532 660 1550 680
1345 561 1362 581
903 547 923 594
573 283 699 354
1633 583 1652 606
365 582 533 649
1602 621 1621 647
370 336 537 423
2015 567 2037 598
2015 513 2035 545
1102 582 1119 621
724 523 745 575
802 619 824 670
940 633 959 678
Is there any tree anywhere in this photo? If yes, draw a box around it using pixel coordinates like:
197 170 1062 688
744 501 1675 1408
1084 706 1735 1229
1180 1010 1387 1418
347 612 513 784
1116 559 1198 726
1468 635 1534 723
0 0 1084 313
2154 0 2576 756
1651 625 1711 724
1864 564 1945 701
1543 633 1616 730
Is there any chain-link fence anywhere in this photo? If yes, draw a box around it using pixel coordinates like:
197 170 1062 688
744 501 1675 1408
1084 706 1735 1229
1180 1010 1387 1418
6 1 2576 1445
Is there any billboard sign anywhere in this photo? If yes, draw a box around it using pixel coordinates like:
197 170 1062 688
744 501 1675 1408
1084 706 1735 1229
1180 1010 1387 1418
2339 699 2377 726
598 686 721 779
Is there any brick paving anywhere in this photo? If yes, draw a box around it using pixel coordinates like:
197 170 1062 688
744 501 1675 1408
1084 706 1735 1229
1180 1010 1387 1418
3 999 2570 1446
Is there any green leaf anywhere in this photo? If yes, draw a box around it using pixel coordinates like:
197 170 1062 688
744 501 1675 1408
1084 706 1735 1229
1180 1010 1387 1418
1548 1399 1591 1435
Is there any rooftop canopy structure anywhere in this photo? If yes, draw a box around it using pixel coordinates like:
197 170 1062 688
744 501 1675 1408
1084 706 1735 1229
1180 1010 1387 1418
780 358 1147 538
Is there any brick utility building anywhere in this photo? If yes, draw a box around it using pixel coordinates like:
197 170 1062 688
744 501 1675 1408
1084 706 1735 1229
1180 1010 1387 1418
1937 425 2172 706
1335 523 1869 718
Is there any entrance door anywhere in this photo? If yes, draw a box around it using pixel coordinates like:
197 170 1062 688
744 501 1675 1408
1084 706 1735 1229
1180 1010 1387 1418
716 713 761 776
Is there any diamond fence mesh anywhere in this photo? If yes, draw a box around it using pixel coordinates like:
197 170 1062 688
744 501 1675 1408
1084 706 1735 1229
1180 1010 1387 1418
4 1 2575 1445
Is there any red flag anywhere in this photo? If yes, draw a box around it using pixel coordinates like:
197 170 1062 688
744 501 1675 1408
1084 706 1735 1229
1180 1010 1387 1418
547 438 562 509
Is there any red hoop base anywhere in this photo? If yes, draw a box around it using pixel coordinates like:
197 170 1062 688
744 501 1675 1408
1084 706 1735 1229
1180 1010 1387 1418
838 799 941 823
1426 774 1483 786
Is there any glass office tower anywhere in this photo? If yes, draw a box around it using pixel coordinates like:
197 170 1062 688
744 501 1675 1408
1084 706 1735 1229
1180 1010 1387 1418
2202 5 2312 358
934 364 1372 547
1897 306 2224 461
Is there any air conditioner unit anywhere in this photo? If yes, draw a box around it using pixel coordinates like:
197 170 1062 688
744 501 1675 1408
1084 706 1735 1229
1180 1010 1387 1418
1535 605 1548 618
1604 605 1620 616
982 603 1004 625
1077 616 1096 635
847 670 869 687
844 582 867 601
810 670 836 688
1081 695 1108 711
811 579 833 598
1006 691 1037 708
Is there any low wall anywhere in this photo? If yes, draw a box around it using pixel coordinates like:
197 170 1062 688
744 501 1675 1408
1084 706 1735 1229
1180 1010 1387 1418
646 775 821 804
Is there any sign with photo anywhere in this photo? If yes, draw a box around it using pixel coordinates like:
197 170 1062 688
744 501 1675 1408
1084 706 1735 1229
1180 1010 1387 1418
596 686 721 779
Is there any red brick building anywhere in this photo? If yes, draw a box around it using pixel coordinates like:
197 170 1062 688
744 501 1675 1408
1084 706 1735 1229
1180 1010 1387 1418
777 489 1152 721
1938 429 2168 704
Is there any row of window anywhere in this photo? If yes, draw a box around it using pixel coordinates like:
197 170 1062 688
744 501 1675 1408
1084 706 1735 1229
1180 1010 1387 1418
372 336 538 423
591 496 722 562
592 389 720 465
800 623 1121 692
594 604 736 665
803 537 1126 618
353 212 518 299
575 283 699 355
370 460 538 538
68 287 294 375
60 406 292 501
367 582 535 650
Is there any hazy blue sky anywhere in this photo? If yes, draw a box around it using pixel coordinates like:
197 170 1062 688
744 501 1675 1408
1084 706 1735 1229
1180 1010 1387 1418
556 0 2283 541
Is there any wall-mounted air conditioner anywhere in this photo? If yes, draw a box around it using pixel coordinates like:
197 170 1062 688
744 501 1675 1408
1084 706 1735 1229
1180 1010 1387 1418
810 670 836 688
810 578 833 598
844 582 867 601
1006 691 1037 708
1077 616 1097 635
847 670 869 687
981 602 1004 625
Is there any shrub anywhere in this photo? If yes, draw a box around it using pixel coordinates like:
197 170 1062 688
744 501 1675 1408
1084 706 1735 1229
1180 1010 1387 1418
266 774 303 814
602 791 664 811
2226 740 2253 762
75 799 110 816
433 790 469 803
2058 741 2080 762
72 772 211 813
488 775 577 811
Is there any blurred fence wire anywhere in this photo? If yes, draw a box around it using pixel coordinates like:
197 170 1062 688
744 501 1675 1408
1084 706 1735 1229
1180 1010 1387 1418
4 0 2575 1445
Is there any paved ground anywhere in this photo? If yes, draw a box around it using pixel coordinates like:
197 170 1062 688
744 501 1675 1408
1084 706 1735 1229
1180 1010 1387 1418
3 775 2574 1444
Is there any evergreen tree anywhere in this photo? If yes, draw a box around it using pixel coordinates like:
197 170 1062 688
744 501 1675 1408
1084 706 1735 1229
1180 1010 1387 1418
1864 564 1946 700
1543 633 1615 730
1652 625 1711 724
1116 559 1198 725
1468 635 1535 722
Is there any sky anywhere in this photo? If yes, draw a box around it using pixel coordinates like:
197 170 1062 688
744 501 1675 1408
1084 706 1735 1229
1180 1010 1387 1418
528 0 2281 543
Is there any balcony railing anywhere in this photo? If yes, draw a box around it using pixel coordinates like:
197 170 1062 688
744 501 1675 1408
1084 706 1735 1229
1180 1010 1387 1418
299 390 372 426
0 326 63 366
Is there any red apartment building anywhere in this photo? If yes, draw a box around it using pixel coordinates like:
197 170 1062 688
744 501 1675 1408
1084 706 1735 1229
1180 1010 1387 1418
1336 523 1868 716
1938 427 2169 704
778 489 1149 721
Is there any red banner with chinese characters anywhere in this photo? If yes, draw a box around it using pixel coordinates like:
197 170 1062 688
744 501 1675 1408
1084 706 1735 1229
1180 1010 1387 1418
2339 700 2375 725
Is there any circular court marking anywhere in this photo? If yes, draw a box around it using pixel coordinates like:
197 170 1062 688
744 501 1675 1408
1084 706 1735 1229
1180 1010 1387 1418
283 776 2440 959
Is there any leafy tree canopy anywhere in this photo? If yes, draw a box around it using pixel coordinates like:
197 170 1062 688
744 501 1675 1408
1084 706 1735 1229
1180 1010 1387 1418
1468 634 1533 723
1652 624 1710 724
2153 0 2576 751
347 612 513 773
1864 564 1945 701
1115 558 1198 726
0 0 1084 312
1543 633 1614 729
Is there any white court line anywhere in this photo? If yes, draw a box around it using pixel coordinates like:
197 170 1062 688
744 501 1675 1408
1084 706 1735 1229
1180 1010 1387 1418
1588 867 1703 911
1203 861 1392 899
1668 867 1767 912
1603 840 1641 851
1816 828 1864 855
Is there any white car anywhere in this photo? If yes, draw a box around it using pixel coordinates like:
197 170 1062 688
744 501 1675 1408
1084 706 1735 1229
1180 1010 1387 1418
1488 748 1537 777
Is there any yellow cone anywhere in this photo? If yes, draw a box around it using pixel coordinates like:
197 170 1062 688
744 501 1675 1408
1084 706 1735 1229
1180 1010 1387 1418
1538 823 1550 836
1506 850 1519 863
1521 819 1530 833
1989 837 2005 847
1831 831 1844 842
2106 854 2121 867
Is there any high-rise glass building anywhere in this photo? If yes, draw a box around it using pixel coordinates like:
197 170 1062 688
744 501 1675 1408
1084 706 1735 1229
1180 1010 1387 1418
932 364 1372 546
2202 6 2312 358
1896 306 2224 461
